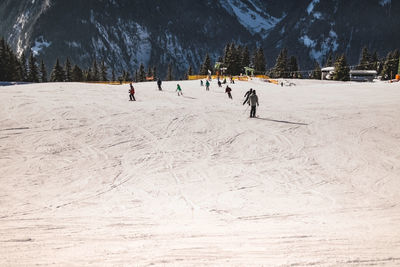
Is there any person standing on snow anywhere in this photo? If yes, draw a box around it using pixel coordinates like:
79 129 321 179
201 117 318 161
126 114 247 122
200 80 204 87
176 84 183 96
129 82 136 101
247 90 259 118
225 85 232 99
157 78 162 91
243 88 253 105
205 80 210 91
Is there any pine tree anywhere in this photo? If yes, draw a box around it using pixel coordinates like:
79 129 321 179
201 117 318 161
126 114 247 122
381 50 398 80
166 63 173 81
311 61 322 79
111 69 116 82
253 47 266 74
370 51 379 71
147 66 153 79
50 58 65 82
358 47 371 70
71 64 83 82
186 65 193 80
288 56 299 78
272 48 288 78
333 54 350 81
200 53 212 75
39 59 47 83
0 38 5 81
86 68 93 81
100 60 108 81
64 58 72 82
138 63 145 82
19 52 28 81
241 46 251 72
325 51 333 67
123 70 131 82
398 56 400 76
26 52 39 82
153 66 157 80
92 59 99 81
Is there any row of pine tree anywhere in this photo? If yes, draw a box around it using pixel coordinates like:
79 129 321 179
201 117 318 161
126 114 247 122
1 37 399 82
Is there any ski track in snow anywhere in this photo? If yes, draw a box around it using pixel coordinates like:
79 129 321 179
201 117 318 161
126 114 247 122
0 80 400 266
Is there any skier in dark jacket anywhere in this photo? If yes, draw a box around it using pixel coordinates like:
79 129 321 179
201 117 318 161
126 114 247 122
225 85 232 99
247 90 259 118
129 82 136 101
243 88 253 105
157 78 162 90
205 80 210 91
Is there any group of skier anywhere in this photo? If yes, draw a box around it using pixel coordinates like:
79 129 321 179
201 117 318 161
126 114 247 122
129 78 260 118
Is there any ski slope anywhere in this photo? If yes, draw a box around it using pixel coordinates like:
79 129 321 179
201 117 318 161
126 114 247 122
1 79 400 266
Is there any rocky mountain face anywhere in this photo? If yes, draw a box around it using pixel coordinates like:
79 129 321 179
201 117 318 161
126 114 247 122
0 0 399 77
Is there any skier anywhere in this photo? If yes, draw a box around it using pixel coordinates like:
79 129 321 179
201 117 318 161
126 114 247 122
225 85 232 99
218 80 222 87
200 80 204 86
242 88 253 105
129 82 136 101
247 90 259 118
205 80 210 91
176 84 183 96
157 78 162 91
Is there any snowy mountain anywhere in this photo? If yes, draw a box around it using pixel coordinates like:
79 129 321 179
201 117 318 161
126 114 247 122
0 0 399 76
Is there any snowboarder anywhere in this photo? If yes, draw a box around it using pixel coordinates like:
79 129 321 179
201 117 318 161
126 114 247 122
225 85 232 99
157 78 162 91
129 82 136 101
242 88 253 105
218 80 222 87
200 80 204 86
222 78 227 84
176 84 183 96
205 80 210 91
247 90 259 118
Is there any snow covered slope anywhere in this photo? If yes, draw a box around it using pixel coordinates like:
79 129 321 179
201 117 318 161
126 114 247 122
1 80 400 265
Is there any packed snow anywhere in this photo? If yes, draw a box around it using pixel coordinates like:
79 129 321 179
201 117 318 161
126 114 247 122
1 79 400 266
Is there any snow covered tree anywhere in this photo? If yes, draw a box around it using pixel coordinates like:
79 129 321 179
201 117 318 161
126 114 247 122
0 38 5 81
50 58 65 82
358 47 371 70
71 64 83 82
100 60 108 81
272 48 288 78
253 47 266 74
200 53 212 75
333 54 350 81
85 68 93 81
122 70 131 82
64 58 72 82
311 61 322 79
39 60 47 83
166 63 173 81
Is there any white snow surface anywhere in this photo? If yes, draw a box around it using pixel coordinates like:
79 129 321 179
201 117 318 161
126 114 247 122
1 80 400 266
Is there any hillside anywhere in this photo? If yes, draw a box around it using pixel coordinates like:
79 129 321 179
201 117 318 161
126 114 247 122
1 79 400 265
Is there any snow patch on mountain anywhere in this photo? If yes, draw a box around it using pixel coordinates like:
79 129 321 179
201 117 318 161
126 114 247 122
301 30 339 63
31 36 51 56
220 0 283 38
307 0 320 15
379 0 391 6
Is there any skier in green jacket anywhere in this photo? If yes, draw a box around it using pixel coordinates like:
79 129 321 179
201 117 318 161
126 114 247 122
205 80 210 91
176 84 183 96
